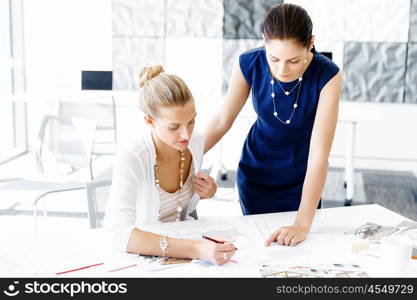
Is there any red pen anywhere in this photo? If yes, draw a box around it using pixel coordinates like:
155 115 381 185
202 235 238 250
56 263 104 275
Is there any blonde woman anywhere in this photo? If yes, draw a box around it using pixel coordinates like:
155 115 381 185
104 65 236 265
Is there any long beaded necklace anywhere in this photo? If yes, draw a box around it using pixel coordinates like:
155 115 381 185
271 75 302 125
154 150 185 222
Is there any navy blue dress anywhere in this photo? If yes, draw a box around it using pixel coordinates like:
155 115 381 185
237 47 339 215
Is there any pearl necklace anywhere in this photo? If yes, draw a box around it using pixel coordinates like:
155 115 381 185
271 75 302 125
276 76 302 96
154 150 185 222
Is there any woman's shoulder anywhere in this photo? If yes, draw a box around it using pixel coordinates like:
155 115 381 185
240 46 265 64
311 50 340 90
313 50 340 76
239 47 267 86
115 132 153 165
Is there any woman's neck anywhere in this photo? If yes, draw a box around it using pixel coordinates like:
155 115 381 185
151 131 180 162
272 51 313 83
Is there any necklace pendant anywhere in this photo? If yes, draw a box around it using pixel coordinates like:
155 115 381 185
273 111 278 117
293 103 298 108
285 120 290 124
270 79 274 85
271 92 275 98
284 91 290 96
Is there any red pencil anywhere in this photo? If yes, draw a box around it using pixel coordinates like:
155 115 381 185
108 264 137 272
56 263 104 275
202 235 238 250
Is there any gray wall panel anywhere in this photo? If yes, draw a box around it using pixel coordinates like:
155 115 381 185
112 0 165 37
223 0 281 39
222 39 262 93
405 43 417 103
112 0 415 104
166 0 223 38
410 0 417 42
343 42 406 103
113 37 164 90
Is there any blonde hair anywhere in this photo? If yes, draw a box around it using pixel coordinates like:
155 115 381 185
138 65 193 117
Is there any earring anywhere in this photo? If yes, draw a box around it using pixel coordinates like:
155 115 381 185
304 59 307 64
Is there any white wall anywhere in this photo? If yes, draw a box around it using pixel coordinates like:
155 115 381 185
23 0 112 91
22 0 112 151
0 0 13 155
0 0 11 95
330 102 417 171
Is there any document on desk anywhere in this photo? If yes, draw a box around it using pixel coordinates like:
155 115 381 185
259 263 369 278
249 218 364 260
145 220 256 249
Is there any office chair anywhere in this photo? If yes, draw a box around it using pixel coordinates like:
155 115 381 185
0 115 97 233
58 95 117 178
85 178 112 229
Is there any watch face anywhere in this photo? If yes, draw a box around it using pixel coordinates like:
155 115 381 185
160 239 168 249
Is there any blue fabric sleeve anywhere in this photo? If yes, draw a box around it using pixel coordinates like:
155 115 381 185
318 60 340 92
239 50 257 87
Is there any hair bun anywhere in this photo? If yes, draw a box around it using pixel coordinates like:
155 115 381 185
138 65 164 88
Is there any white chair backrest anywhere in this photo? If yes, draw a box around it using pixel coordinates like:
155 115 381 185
36 115 97 179
58 96 117 143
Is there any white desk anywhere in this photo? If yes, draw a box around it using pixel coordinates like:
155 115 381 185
1 204 416 278
6 90 138 107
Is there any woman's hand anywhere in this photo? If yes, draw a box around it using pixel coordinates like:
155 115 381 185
193 171 217 199
197 238 236 265
264 224 310 247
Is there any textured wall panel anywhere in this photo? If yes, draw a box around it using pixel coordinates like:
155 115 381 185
405 43 417 103
166 0 223 38
285 0 345 42
224 0 281 39
345 0 410 43
112 0 165 37
342 42 406 103
314 40 344 70
111 0 415 104
165 38 223 107
410 0 417 42
222 39 263 94
113 37 164 90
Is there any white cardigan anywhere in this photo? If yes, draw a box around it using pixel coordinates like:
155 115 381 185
104 129 204 252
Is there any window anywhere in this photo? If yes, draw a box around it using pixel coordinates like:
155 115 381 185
0 0 27 164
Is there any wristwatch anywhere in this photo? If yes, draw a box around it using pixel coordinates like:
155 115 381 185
160 236 169 256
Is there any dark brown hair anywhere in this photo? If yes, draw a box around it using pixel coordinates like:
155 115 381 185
261 3 313 48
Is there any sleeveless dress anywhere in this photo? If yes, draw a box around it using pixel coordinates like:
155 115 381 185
237 47 339 215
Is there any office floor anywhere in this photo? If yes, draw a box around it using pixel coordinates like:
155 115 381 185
0 155 416 237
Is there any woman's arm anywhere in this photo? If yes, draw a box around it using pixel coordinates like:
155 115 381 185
104 146 235 264
203 60 250 153
265 71 343 247
294 71 342 231
127 228 235 265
